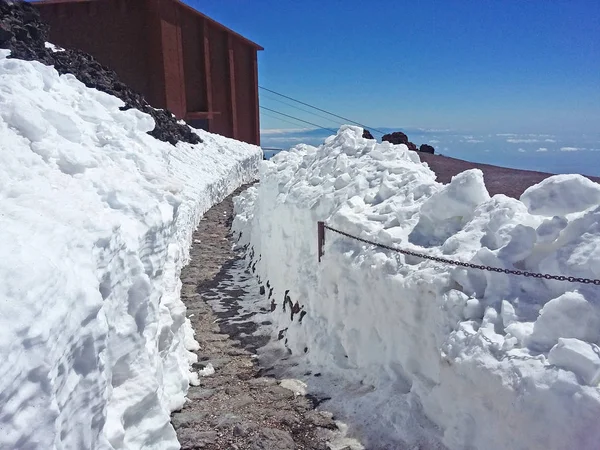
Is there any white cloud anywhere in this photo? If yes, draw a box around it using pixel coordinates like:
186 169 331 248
260 128 315 135
428 139 440 144
465 139 484 143
536 147 548 152
522 133 555 138
560 146 583 152
507 138 540 143
496 133 517 137
415 128 452 133
263 136 312 143
518 148 526 153
545 139 556 143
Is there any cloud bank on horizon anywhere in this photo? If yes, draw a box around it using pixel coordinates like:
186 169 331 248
260 127 600 177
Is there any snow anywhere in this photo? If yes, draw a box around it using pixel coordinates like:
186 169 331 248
279 379 308 396
528 291 600 352
44 41 65 53
548 338 600 386
521 174 600 216
198 363 216 377
233 125 600 450
0 49 261 449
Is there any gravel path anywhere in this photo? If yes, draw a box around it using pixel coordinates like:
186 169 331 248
173 186 362 450
419 153 600 198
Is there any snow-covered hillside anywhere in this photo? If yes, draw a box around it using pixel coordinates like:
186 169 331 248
0 49 261 449
233 125 600 449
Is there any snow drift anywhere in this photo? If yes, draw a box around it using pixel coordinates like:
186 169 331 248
233 126 600 450
0 49 261 449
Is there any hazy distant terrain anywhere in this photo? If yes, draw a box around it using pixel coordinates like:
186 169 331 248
261 128 600 177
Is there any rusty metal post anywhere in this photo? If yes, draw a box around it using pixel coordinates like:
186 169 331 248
317 221 325 262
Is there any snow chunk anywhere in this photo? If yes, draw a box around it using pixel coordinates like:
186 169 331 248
529 292 600 352
500 300 518 327
521 174 600 216
536 215 568 243
45 42 65 52
199 363 215 377
334 172 351 190
548 338 600 386
464 298 484 320
410 169 490 246
505 321 535 345
280 379 308 396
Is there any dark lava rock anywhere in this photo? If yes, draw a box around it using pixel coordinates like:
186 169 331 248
0 0 200 146
304 410 337 430
420 143 435 154
362 128 374 139
250 428 296 450
177 429 218 449
382 131 409 145
382 130 419 151
0 24 13 45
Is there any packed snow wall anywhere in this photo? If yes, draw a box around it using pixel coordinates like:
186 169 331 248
0 50 261 449
233 126 600 450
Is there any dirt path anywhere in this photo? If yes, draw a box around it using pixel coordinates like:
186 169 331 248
173 186 362 450
418 153 600 199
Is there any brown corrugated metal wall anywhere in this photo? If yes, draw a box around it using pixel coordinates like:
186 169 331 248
180 11 206 114
207 25 230 138
233 38 258 145
34 0 262 145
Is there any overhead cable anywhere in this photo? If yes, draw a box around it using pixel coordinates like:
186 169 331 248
259 106 338 134
259 109 315 130
260 92 346 127
259 86 385 135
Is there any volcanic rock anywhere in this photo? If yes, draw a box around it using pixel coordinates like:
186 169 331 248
382 131 409 146
419 144 435 154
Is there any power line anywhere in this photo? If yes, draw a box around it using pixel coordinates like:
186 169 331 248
260 106 338 134
259 86 386 135
260 108 326 131
260 92 346 127
260 109 316 130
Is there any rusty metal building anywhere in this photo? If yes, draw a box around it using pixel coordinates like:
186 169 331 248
34 0 263 145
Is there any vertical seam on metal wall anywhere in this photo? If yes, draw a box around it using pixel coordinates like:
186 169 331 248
228 34 238 140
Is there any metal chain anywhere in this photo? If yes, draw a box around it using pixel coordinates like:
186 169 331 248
323 224 600 285
591 343 600 360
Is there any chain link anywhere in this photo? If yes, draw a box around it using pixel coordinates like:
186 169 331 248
591 343 600 360
323 224 600 285
454 327 542 363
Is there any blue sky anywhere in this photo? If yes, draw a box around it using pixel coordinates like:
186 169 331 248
189 0 599 133
187 1 599 175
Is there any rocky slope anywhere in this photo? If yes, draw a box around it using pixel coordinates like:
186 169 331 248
0 0 199 145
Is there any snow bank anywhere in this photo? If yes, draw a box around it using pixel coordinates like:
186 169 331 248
0 49 261 449
233 125 600 450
